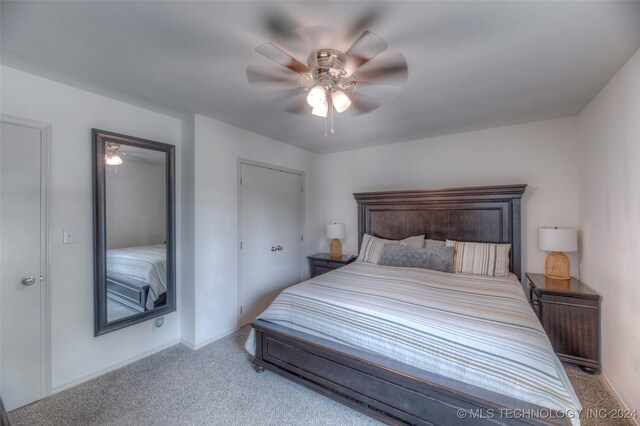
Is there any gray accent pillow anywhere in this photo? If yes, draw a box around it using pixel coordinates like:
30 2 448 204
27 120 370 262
378 243 455 273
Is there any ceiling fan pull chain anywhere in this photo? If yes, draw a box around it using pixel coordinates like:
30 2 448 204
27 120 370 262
324 110 328 137
330 89 335 134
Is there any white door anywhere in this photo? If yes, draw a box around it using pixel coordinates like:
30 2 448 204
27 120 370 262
0 121 45 410
239 163 303 326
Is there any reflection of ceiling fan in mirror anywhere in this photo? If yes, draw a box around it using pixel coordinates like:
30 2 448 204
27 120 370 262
105 143 123 166
248 28 408 136
105 142 165 167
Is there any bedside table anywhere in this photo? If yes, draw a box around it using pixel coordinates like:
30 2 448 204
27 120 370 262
308 253 357 277
526 273 601 373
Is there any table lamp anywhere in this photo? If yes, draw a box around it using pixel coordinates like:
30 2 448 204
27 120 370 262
327 223 346 258
538 227 578 279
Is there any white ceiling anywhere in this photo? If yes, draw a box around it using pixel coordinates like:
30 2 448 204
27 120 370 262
2 1 640 154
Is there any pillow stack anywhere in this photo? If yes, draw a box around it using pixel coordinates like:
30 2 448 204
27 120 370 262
357 234 512 277
358 234 455 273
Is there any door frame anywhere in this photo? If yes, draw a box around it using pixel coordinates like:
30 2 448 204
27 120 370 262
237 159 305 326
0 114 52 399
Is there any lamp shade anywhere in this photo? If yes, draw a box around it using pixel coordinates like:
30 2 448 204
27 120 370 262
105 154 123 165
538 227 578 252
306 85 326 108
311 100 328 117
332 90 352 113
326 223 346 239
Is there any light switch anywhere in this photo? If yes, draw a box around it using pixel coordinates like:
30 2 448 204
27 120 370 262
63 229 75 244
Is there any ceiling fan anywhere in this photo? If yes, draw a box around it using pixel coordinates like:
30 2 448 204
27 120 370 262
247 29 408 136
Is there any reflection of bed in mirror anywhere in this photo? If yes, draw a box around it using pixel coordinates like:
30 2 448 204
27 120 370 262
106 244 167 312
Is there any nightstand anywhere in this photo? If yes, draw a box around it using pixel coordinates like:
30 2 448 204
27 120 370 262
526 273 601 373
308 253 357 277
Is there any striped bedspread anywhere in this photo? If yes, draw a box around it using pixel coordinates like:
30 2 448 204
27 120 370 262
106 244 167 310
246 261 581 423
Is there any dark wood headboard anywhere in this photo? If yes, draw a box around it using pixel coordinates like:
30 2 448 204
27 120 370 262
353 184 527 278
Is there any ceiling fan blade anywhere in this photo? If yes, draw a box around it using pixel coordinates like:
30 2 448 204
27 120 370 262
348 94 383 115
345 31 388 76
260 88 304 103
256 43 310 75
263 11 300 41
346 9 384 38
355 53 408 83
247 66 299 86
281 95 309 115
349 82 402 101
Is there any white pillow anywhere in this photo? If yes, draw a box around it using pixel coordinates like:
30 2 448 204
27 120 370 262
400 235 426 249
424 239 445 249
358 234 425 264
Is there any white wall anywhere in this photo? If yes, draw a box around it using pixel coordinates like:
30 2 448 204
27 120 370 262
577 48 640 412
315 117 581 281
191 115 320 347
105 160 166 249
179 114 196 348
0 66 182 390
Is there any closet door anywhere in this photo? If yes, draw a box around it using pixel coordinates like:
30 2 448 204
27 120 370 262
238 163 303 326
1 121 45 410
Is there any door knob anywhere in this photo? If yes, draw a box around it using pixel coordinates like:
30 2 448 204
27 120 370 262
276 245 283 251
271 246 277 252
22 276 36 286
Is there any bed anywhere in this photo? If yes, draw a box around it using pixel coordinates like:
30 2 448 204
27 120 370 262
106 244 167 311
248 184 581 425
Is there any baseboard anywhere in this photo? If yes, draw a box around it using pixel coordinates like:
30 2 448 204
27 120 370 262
600 370 639 426
51 338 181 394
181 327 238 350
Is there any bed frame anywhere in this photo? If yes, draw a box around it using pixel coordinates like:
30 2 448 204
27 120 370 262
106 277 166 312
252 184 568 425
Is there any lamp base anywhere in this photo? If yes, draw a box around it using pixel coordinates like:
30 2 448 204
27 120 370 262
329 239 343 258
545 251 571 280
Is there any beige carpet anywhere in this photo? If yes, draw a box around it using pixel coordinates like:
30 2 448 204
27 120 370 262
9 328 633 425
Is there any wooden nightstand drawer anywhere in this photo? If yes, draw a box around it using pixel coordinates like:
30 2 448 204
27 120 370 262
313 266 335 276
539 301 599 365
537 292 600 308
315 260 344 269
307 253 357 278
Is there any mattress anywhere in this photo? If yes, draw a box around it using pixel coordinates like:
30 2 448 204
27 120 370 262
106 244 167 310
246 261 582 423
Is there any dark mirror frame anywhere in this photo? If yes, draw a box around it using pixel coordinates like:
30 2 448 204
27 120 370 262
93 129 176 336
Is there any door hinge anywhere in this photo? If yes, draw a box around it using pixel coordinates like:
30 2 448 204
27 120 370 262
301 186 304 192
240 177 243 185
301 235 304 241
240 306 243 315
240 241 243 250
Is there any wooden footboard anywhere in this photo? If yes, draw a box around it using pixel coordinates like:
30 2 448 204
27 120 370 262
106 277 149 312
252 320 570 426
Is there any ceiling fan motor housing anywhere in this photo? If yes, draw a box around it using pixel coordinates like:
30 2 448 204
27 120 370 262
308 49 347 80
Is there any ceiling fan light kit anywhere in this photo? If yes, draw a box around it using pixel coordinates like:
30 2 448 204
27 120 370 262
249 30 408 136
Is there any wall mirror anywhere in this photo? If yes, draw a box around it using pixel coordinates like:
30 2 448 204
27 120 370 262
93 129 175 336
